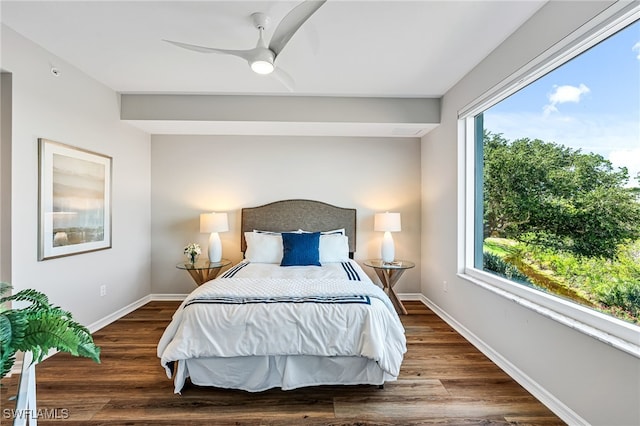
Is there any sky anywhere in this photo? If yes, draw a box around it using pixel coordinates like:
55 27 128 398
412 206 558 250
484 19 640 186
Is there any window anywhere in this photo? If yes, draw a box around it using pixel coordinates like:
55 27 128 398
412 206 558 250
460 5 640 356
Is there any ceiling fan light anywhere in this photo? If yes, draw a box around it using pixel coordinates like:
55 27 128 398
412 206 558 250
251 60 274 75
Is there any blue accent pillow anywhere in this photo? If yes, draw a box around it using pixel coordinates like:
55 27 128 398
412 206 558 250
280 232 321 267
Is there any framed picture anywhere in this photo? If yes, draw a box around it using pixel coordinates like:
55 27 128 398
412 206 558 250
38 139 112 260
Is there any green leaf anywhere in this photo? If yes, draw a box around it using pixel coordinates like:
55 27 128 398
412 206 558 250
0 288 50 308
1 286 100 379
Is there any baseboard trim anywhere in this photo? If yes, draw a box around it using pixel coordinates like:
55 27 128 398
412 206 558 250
412 293 587 426
150 293 188 301
88 295 152 333
397 292 423 301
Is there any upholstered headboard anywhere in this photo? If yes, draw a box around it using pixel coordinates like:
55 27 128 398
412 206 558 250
241 199 357 255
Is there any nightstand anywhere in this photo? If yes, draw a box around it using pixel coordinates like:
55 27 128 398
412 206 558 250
176 258 231 286
364 259 415 315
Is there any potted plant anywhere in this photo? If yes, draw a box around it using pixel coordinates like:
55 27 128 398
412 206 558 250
0 281 101 380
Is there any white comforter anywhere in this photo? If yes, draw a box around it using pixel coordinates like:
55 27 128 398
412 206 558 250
157 261 406 389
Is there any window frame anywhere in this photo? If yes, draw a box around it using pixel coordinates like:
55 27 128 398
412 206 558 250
458 3 640 358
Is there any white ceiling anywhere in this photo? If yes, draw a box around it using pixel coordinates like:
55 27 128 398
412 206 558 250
1 0 547 135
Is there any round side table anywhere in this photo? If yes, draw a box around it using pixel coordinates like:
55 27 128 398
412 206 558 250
176 258 231 286
364 259 415 315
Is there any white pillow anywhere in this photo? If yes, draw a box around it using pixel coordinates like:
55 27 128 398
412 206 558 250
244 231 283 263
319 234 349 263
299 228 346 235
253 229 299 234
323 228 346 235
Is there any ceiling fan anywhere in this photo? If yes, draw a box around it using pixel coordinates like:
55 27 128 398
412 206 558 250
163 0 326 90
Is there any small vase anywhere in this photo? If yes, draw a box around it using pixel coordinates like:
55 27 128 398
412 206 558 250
187 253 199 264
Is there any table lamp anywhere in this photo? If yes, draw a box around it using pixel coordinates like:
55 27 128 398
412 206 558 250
374 212 401 263
200 212 229 262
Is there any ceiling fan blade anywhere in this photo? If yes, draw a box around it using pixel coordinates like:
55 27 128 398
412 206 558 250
163 39 254 61
271 67 296 91
268 0 326 57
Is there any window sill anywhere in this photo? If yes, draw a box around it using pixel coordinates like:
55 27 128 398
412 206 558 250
459 269 640 359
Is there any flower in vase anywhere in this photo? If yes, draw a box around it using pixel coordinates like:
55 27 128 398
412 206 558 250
183 243 201 263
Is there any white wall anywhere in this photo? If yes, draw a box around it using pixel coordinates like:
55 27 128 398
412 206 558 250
151 135 421 295
421 2 639 425
1 26 151 326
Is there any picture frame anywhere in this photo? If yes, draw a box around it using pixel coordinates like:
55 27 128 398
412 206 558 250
38 139 112 260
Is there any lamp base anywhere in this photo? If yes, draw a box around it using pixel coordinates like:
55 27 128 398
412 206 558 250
381 231 395 263
208 232 222 263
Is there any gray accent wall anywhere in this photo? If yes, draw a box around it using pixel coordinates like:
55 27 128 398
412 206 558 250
150 134 422 295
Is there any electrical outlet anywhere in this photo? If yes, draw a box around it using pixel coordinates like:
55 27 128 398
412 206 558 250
443 280 448 292
100 284 107 297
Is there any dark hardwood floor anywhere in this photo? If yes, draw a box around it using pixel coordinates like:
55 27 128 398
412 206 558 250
1 301 564 425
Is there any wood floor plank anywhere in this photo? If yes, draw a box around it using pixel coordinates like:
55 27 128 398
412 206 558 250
23 397 111 422
91 397 337 421
441 378 535 399
333 397 554 421
0 300 565 425
378 379 450 397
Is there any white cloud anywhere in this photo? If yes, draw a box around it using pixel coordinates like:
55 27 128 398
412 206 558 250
633 41 640 60
543 83 591 116
609 147 640 185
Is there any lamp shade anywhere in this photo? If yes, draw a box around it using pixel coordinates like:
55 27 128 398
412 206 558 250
200 212 229 233
374 212 401 232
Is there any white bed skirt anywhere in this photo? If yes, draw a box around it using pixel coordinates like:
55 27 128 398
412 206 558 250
175 355 396 393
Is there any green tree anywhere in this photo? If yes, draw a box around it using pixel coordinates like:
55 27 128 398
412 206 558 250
483 131 640 258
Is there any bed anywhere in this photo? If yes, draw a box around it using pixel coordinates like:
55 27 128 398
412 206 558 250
157 199 407 393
